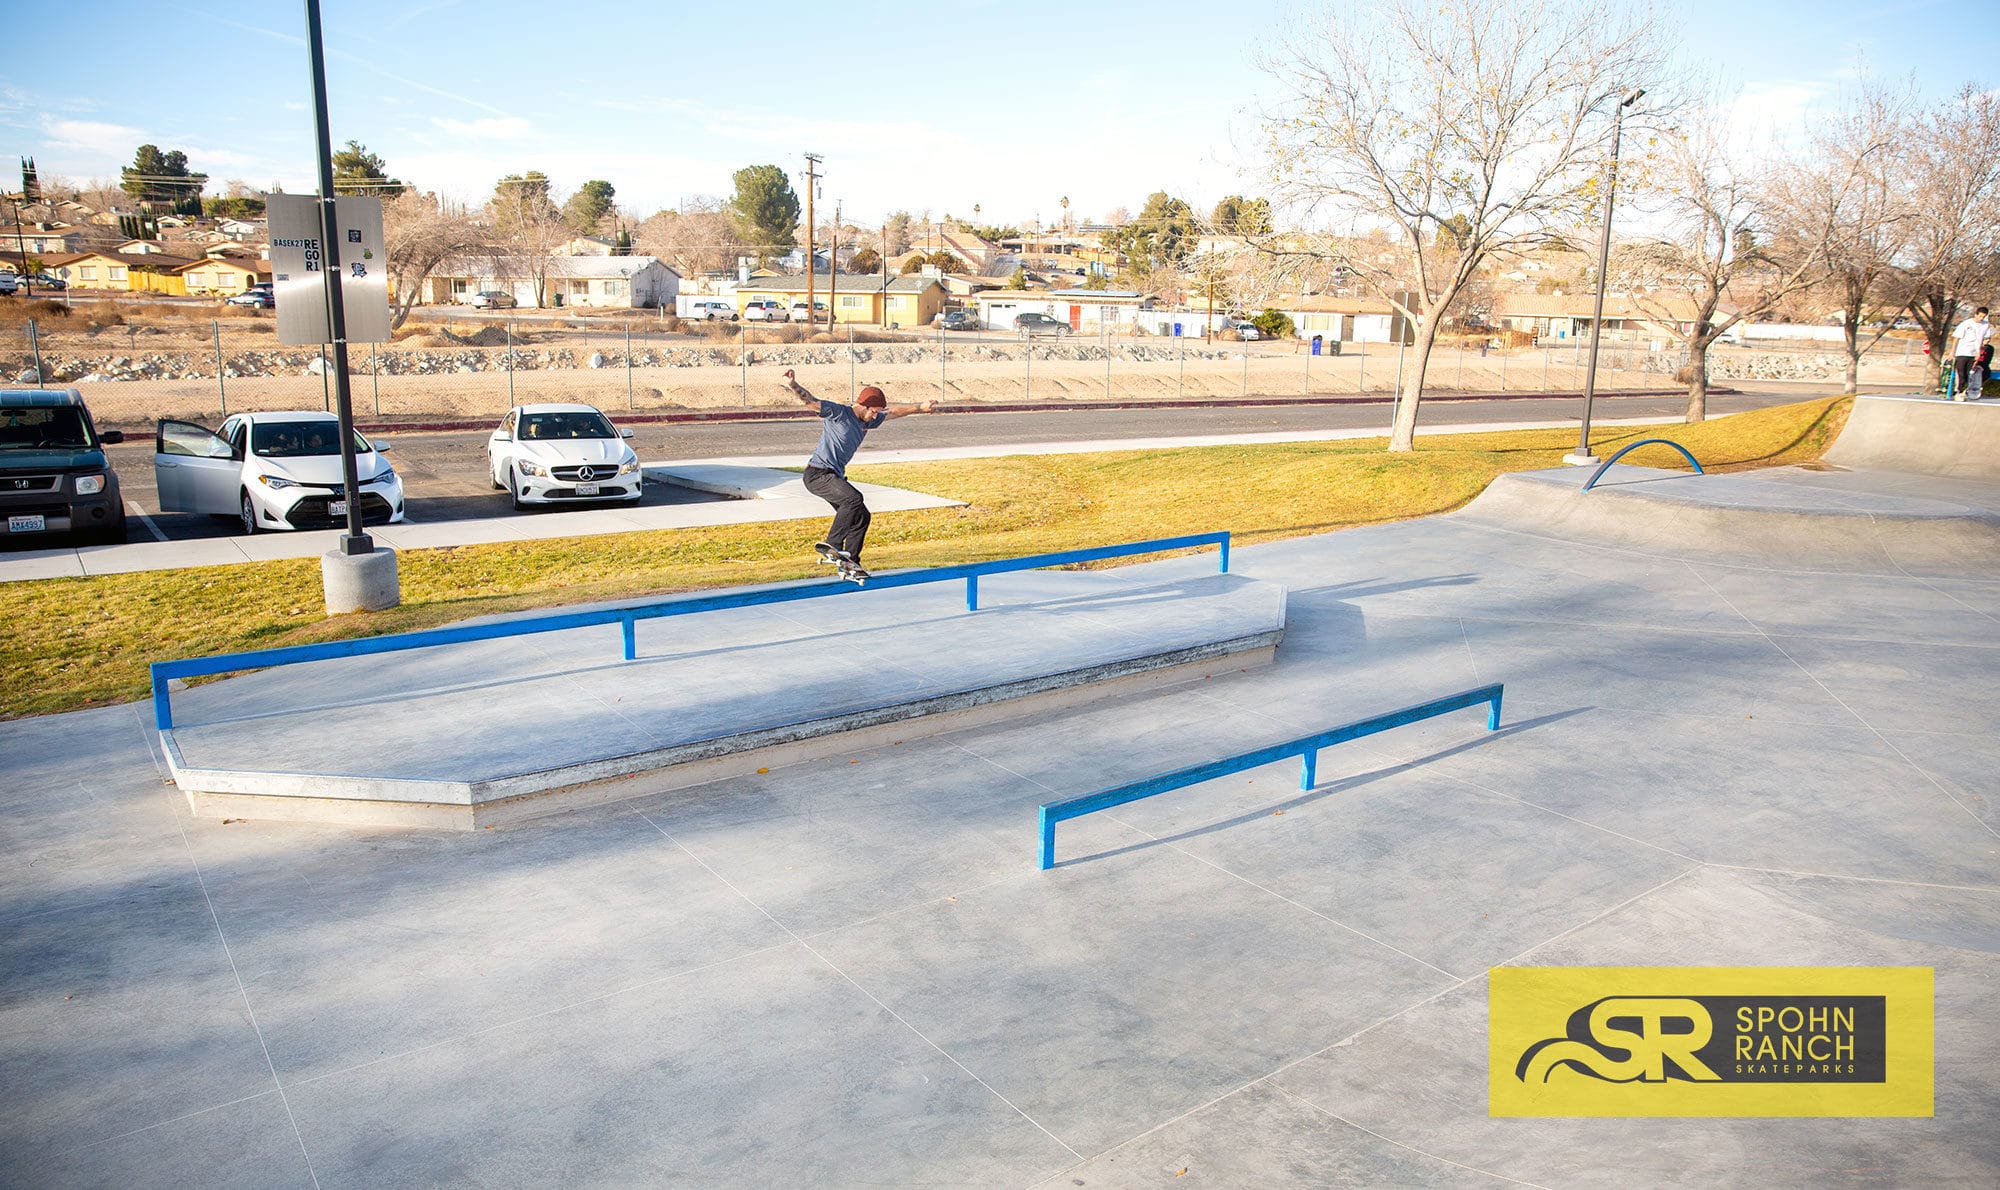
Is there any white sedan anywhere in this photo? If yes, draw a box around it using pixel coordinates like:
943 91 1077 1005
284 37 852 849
154 411 404 533
488 403 643 510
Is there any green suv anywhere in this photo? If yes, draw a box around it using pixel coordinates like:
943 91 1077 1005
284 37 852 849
0 389 127 544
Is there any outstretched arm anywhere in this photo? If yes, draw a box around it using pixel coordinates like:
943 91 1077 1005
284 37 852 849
781 368 818 407
879 400 938 420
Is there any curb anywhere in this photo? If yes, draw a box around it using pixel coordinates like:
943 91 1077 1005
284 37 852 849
332 387 1730 435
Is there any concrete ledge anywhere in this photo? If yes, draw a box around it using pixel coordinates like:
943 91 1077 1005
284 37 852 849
161 573 1285 827
170 640 1277 829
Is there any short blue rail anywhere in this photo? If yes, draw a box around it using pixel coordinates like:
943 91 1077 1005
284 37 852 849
1036 683 1503 870
1580 439 1704 492
148 531 1231 731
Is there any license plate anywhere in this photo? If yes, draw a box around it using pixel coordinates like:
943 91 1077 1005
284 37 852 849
8 514 46 533
329 500 348 516
574 483 599 496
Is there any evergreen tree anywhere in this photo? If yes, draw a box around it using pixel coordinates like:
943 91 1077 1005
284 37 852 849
331 141 405 196
726 164 800 259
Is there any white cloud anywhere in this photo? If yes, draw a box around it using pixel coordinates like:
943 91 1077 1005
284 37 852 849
40 116 145 157
430 116 533 140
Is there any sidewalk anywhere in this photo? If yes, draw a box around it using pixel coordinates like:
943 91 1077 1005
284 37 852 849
0 414 1671 583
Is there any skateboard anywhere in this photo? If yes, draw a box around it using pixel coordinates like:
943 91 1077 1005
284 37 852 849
814 542 843 566
837 559 870 586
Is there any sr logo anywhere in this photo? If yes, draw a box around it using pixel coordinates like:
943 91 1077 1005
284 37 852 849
1515 996 1720 1083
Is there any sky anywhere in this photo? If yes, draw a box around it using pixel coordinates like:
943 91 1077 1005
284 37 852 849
0 0 1979 228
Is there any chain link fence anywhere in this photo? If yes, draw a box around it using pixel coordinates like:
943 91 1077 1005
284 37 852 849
1 306 1920 430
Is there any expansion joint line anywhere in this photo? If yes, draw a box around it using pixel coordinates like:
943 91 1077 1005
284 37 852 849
634 811 1083 1162
1682 562 2000 843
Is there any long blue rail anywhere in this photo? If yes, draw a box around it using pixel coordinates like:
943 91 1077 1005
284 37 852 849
149 531 1231 731
1036 684 1503 870
1580 439 1703 492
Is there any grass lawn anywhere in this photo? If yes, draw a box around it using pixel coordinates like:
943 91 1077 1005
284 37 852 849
1 396 1849 720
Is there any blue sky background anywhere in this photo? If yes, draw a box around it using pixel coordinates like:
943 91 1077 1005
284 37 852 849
0 0 1979 226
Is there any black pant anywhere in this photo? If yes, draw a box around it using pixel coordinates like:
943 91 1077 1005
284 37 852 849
1955 355 1974 394
803 466 871 561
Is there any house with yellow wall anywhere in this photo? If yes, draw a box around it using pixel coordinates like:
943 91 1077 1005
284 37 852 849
55 250 143 291
731 274 944 327
178 255 271 295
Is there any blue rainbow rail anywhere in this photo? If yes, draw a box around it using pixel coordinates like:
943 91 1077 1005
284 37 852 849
1580 439 1704 492
149 531 1231 732
1036 684 1503 870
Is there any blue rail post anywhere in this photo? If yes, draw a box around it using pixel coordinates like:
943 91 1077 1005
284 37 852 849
621 617 637 662
1219 536 1230 573
966 574 979 612
1037 684 1503 870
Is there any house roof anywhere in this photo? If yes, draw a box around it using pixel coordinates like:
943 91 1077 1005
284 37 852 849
444 254 679 278
1491 293 1722 321
737 273 939 295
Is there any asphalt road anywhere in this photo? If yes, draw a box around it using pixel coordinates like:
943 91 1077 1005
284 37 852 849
32 384 1853 549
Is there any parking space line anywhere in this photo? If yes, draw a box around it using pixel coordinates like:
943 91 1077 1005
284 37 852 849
126 501 169 542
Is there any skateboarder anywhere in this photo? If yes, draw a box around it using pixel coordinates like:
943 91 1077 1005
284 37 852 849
783 369 935 581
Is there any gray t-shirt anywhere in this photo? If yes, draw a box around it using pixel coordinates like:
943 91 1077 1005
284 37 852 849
806 400 882 476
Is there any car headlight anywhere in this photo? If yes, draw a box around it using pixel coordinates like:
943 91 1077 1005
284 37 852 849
516 459 547 477
75 474 106 495
618 458 639 476
366 469 396 486
257 474 297 490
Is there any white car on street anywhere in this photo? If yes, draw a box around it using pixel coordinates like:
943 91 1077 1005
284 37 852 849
487 403 642 510
154 412 404 534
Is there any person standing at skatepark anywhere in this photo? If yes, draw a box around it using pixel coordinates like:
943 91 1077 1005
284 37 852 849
783 369 936 581
1950 307 1990 400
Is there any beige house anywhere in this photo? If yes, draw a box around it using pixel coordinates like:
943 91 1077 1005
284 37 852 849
731 274 946 327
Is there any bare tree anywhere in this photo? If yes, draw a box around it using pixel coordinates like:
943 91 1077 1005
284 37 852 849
1899 84 2000 385
1770 79 1916 395
383 190 487 329
1615 104 1829 420
489 172 569 308
1257 0 1669 450
635 198 744 276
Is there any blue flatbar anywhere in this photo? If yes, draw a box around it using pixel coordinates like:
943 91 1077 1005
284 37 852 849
150 531 1230 731
1036 684 1503 870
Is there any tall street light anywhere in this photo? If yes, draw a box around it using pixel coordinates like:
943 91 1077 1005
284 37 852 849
1565 86 1646 467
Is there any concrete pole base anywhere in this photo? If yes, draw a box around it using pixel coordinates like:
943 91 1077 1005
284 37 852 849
1563 452 1601 467
322 547 400 615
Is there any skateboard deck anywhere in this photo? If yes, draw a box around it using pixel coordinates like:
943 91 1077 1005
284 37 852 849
837 560 870 586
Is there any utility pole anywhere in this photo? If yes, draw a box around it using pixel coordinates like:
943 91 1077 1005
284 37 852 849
830 199 841 330
802 152 822 334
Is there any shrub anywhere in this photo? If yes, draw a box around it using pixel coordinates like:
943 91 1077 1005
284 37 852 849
1251 308 1295 339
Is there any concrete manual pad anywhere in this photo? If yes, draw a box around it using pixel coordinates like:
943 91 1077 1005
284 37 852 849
159 573 1286 825
647 460 964 511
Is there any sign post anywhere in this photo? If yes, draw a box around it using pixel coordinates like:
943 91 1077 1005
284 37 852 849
292 0 399 612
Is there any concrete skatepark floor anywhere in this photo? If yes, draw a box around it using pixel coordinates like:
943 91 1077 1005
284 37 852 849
3 401 1997 1187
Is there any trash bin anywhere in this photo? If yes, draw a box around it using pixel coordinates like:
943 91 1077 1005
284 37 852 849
1326 339 1341 356
1173 322 1183 337
1311 335 1323 356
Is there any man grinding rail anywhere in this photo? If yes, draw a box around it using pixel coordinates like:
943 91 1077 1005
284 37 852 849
783 368 937 581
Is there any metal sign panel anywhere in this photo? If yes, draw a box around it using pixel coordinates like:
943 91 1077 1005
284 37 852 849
268 194 390 345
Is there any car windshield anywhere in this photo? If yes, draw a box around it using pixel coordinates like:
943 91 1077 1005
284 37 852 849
0 407 93 450
250 420 369 457
519 411 615 440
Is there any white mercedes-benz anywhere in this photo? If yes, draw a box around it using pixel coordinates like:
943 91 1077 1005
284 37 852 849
154 411 404 534
488 403 643 510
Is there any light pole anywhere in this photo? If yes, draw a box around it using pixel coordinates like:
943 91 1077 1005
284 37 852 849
1565 86 1645 467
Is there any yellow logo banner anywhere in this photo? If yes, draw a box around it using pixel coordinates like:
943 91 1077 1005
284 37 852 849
1489 967 1933 1117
